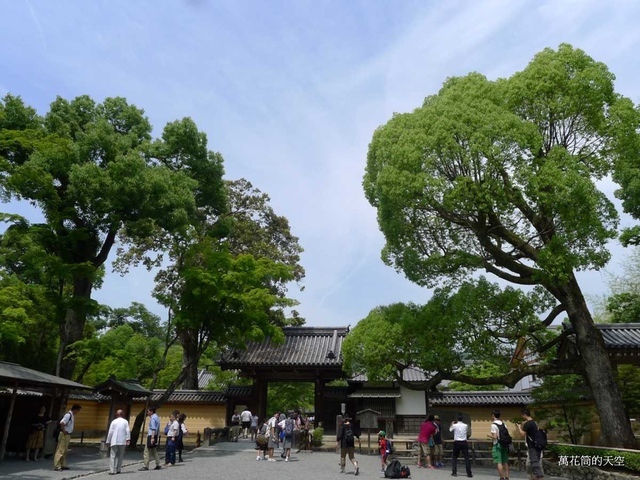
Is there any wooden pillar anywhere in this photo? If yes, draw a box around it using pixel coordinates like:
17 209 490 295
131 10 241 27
0 383 18 461
314 376 325 428
254 378 268 421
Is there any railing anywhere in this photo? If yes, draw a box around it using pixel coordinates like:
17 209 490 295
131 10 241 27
357 438 530 471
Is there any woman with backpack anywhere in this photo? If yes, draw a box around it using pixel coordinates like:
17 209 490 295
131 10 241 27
378 430 389 474
279 413 296 462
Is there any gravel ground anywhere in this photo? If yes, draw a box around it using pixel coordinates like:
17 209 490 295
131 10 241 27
0 438 570 480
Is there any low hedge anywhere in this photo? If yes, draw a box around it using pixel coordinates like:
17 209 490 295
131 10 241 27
548 444 640 474
312 427 325 447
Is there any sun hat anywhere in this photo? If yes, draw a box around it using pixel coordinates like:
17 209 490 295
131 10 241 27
379 430 386 436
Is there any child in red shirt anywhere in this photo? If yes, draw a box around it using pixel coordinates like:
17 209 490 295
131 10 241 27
378 430 389 474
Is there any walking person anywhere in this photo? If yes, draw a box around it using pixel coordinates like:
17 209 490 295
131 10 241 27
140 407 162 471
450 413 473 478
177 413 188 462
518 408 544 480
250 413 259 442
266 411 280 461
336 415 360 475
279 413 296 462
231 410 241 442
25 406 50 461
53 404 81 471
106 410 130 475
491 409 510 480
241 407 252 439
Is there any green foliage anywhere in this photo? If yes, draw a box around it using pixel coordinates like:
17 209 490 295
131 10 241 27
201 365 250 391
0 273 57 371
312 426 324 447
446 362 507 391
531 375 593 444
617 365 640 418
342 278 556 387
365 44 628 289
549 444 640 474
0 94 226 378
70 323 165 386
266 382 314 414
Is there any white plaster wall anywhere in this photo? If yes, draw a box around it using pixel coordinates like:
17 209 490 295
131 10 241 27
395 386 425 415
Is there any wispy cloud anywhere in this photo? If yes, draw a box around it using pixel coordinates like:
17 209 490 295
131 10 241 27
2 0 640 325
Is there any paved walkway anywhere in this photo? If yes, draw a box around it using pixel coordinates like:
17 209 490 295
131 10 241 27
0 438 569 479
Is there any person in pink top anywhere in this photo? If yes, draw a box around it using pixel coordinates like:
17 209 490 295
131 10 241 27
417 414 437 468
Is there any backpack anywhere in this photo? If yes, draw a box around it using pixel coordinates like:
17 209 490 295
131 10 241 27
399 465 411 478
385 438 394 455
530 427 548 451
385 459 403 479
494 422 512 449
164 422 170 435
344 424 354 442
284 418 294 437
53 412 70 438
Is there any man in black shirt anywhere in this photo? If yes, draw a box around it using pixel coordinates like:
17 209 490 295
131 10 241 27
517 408 544 480
336 415 360 475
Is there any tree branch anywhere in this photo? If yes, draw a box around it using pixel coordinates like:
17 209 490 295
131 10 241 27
94 225 119 267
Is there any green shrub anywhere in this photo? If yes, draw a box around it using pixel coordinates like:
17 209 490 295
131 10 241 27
312 427 324 447
549 444 640 473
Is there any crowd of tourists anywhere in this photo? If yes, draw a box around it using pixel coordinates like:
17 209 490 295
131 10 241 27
44 404 545 480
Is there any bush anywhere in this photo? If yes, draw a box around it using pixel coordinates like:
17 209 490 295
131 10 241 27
312 427 324 447
549 444 640 474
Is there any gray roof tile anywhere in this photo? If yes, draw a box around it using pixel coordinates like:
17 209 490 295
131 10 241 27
597 323 640 349
219 327 349 368
429 391 532 406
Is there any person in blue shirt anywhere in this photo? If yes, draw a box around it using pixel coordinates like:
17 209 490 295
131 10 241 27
140 407 162 471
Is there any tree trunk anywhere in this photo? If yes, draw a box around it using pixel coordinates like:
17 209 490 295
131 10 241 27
180 329 201 390
56 275 93 379
559 276 637 448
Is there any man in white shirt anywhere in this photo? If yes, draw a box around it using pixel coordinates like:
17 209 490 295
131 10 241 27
240 408 252 439
106 410 131 475
165 413 180 466
449 413 473 478
53 404 81 471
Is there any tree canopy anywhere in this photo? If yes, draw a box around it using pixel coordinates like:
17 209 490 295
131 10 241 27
0 94 220 379
363 44 640 447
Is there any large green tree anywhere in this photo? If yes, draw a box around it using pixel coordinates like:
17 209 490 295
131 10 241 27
160 178 304 389
363 44 640 447
343 279 565 389
0 94 221 379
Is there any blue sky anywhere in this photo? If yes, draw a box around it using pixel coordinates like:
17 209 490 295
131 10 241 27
2 0 640 327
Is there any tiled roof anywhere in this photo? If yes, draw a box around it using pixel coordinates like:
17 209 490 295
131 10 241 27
218 327 349 368
0 388 44 397
139 390 226 404
597 323 640 349
349 367 451 385
429 391 532 406
349 389 401 398
94 378 153 397
225 385 253 398
0 361 91 391
198 370 215 389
